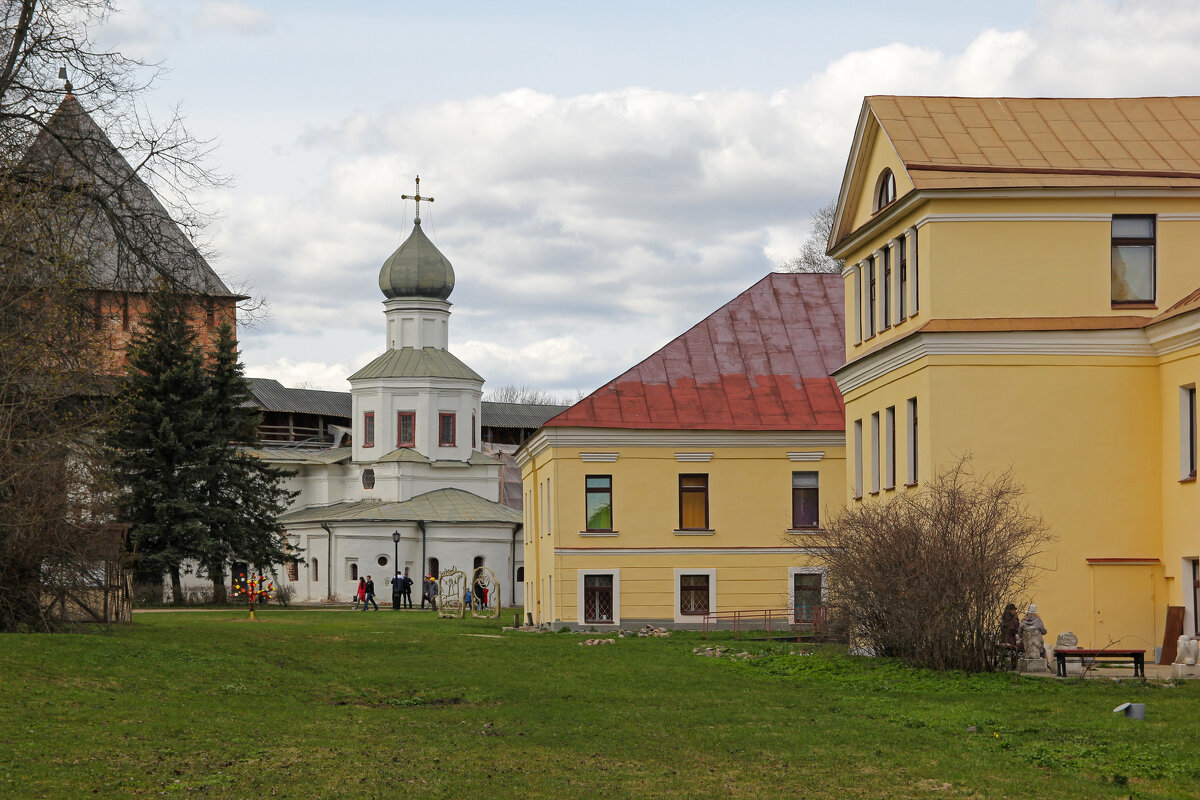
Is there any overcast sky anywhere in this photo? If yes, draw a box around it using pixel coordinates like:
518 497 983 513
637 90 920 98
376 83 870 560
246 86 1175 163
95 0 1200 396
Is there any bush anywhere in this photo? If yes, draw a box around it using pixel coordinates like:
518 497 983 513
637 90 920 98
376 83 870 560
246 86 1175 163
805 456 1051 673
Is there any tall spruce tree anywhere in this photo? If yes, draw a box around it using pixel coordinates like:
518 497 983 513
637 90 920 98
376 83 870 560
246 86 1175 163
109 291 213 602
200 323 299 602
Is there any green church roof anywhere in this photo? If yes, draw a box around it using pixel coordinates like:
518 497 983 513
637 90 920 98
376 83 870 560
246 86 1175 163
348 347 484 382
278 488 520 525
378 220 455 300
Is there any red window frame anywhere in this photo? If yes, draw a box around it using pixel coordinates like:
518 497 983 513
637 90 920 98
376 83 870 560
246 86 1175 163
397 411 415 447
439 412 456 447
362 411 375 448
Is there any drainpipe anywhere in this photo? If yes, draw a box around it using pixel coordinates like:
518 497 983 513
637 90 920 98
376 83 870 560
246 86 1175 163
418 520 427 578
320 522 333 601
511 523 522 606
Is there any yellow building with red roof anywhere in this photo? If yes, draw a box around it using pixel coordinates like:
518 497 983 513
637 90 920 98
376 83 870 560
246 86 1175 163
516 273 846 628
830 96 1200 652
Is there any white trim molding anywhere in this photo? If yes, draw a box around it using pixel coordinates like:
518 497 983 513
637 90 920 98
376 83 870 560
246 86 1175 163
576 567 620 626
787 566 829 614
674 567 717 624
675 452 714 462
788 451 825 462
557 546 830 556
579 452 619 462
521 429 846 456
914 213 1111 228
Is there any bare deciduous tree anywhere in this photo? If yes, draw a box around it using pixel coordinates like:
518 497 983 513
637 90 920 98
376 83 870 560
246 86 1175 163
484 384 573 405
779 200 844 274
0 0 224 630
802 456 1053 672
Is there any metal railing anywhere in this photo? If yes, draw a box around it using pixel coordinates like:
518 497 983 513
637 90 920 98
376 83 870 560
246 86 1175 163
701 606 828 640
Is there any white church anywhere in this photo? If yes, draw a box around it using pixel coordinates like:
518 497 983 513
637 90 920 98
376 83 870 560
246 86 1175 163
231 204 524 605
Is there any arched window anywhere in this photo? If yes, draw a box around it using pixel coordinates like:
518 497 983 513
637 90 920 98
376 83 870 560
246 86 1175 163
473 556 484 571
312 558 319 582
428 557 440 578
472 413 477 448
874 168 896 212
516 566 524 582
349 562 358 581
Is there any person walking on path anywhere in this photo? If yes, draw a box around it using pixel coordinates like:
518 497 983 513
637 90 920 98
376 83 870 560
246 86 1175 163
353 577 365 610
361 575 379 611
400 569 414 608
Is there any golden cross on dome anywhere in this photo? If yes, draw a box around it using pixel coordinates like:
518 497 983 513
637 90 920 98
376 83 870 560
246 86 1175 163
401 175 434 223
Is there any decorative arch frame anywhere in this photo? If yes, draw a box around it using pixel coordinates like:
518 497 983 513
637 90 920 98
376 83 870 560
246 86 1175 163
873 168 897 212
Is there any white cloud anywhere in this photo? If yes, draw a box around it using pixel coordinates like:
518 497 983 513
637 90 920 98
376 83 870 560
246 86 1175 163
216 0 1200 394
193 1 272 34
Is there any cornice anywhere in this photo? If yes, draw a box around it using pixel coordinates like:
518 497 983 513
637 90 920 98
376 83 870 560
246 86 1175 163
528 428 845 450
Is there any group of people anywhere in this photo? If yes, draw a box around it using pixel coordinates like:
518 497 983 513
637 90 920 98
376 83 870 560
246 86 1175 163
1001 602 1051 668
350 570 488 611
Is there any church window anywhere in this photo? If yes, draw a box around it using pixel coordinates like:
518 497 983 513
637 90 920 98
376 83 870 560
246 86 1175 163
312 558 318 582
471 413 476 448
286 561 298 582
363 412 375 448
679 574 711 616
874 168 896 212
585 475 613 531
678 474 709 530
791 472 819 529
377 555 388 567
349 562 358 581
1111 215 1155 304
428 557 440 578
397 412 415 447
361 468 375 489
516 566 524 582
439 413 456 446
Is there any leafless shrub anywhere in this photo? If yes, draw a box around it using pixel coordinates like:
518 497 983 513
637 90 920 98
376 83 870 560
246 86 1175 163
804 456 1052 672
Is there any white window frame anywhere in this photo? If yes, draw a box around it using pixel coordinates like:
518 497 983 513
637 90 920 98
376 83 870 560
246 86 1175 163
673 568 716 624
853 419 863 499
577 568 620 626
853 264 863 345
908 227 919 314
884 406 896 490
787 566 829 615
870 412 881 494
906 397 918 485
1181 385 1197 480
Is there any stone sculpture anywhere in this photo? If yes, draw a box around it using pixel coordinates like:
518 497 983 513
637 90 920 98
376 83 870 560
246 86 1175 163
1188 638 1199 666
1174 634 1190 665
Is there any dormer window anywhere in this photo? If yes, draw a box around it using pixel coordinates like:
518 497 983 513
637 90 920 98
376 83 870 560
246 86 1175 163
874 169 896 212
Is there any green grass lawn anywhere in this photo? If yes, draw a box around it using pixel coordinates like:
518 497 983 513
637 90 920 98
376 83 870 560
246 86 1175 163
1 608 1197 799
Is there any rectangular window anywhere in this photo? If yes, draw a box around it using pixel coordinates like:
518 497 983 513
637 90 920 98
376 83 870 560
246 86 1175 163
585 475 613 531
362 411 375 448
679 474 709 530
870 412 881 494
397 411 415 447
884 406 896 490
1111 215 1155 304
794 572 823 625
867 256 877 338
906 397 918 485
853 266 862 345
853 419 863 499
792 471 819 529
911 232 919 313
679 574 710 615
897 234 908 320
439 412 456 446
881 247 892 329
1182 386 1197 479
582 574 614 623
205 300 215 328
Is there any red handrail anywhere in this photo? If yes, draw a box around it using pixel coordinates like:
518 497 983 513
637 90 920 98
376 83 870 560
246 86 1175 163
701 606 827 640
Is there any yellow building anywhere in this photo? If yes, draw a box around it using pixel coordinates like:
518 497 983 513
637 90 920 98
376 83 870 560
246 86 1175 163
829 95 1200 651
517 274 846 628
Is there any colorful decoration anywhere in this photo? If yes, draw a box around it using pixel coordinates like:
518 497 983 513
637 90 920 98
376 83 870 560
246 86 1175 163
232 572 275 620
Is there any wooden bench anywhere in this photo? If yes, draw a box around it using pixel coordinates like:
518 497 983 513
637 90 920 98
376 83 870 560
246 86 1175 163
1054 648 1145 677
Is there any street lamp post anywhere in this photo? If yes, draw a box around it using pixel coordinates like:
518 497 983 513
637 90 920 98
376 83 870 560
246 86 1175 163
391 530 401 610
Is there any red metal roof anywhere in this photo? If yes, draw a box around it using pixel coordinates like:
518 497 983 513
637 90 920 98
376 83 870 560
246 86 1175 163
546 273 846 431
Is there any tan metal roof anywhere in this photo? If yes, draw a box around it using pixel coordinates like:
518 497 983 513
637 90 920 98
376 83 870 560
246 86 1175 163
278 488 520 525
870 95 1200 189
